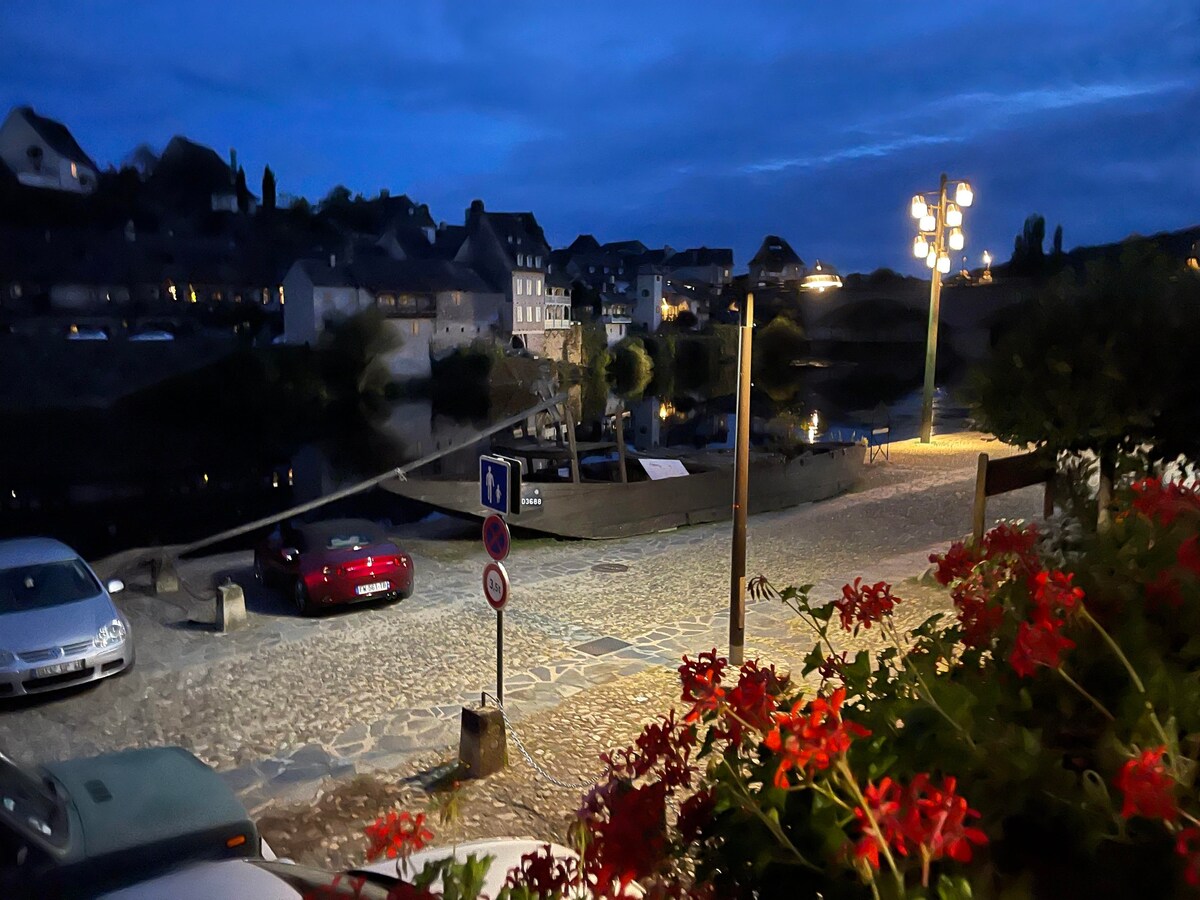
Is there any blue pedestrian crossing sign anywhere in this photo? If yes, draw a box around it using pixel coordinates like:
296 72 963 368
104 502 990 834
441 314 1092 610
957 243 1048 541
480 454 520 516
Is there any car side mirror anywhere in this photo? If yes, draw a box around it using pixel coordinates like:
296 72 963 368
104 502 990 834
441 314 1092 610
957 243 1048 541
281 549 299 563
106 579 124 594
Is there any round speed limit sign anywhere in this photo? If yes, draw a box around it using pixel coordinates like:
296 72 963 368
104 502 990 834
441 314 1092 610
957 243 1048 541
482 561 510 611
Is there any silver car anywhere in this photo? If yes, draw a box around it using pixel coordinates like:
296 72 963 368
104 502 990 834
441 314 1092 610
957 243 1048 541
0 538 134 697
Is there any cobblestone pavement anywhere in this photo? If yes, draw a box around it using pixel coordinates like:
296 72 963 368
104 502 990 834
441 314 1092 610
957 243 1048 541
0 434 1047 870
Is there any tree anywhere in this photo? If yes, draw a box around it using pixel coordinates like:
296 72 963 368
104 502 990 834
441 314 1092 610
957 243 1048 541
1052 223 1063 257
320 184 353 212
262 165 276 211
966 242 1200 528
1010 214 1046 276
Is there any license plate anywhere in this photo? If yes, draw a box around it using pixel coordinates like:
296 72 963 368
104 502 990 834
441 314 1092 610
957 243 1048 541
34 659 86 678
355 581 390 596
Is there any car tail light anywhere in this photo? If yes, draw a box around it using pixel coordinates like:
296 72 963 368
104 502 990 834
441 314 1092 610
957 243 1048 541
338 556 401 577
226 834 246 849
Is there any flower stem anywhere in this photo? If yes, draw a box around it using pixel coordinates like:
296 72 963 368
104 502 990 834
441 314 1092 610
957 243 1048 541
884 620 977 750
836 759 905 895
719 756 821 872
1056 667 1115 721
1080 606 1145 694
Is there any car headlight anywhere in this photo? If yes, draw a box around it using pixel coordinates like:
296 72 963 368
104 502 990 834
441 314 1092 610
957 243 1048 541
93 619 127 649
0 649 14 668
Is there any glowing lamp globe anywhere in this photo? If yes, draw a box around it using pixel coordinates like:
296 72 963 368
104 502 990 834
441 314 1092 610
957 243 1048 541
945 203 963 228
913 235 929 259
955 182 974 207
948 227 965 251
911 195 928 219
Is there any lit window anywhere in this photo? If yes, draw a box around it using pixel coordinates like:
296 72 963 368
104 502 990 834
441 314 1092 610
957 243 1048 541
535 306 541 321
534 256 541 267
536 279 542 294
410 321 418 335
70 161 78 178
517 253 524 266
516 306 524 323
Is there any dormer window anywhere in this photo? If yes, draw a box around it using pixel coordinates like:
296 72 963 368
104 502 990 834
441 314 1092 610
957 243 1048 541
534 256 542 267
507 235 513 244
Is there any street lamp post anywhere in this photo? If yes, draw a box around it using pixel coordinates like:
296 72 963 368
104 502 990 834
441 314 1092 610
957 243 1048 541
910 174 973 443
729 291 753 666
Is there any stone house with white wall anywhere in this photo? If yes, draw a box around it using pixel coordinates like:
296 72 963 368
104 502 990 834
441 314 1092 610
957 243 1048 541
0 106 98 194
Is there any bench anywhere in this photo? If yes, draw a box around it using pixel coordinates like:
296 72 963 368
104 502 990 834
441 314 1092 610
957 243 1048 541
972 451 1055 542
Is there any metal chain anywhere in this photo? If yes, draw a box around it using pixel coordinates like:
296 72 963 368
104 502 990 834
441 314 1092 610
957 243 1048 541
481 692 604 790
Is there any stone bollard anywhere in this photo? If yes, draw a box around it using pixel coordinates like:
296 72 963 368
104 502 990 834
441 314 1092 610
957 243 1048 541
459 704 507 778
216 579 247 631
151 558 179 595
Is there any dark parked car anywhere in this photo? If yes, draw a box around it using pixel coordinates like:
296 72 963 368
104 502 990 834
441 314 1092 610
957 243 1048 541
254 519 414 615
0 538 133 697
0 747 260 900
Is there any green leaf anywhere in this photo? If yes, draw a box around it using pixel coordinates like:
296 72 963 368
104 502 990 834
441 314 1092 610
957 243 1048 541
803 643 827 676
936 873 974 900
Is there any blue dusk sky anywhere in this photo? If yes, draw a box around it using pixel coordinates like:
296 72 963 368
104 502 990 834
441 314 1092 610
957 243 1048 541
1 1 1197 274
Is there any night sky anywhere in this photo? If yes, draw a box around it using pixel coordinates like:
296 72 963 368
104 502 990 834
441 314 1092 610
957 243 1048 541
2 1 1197 274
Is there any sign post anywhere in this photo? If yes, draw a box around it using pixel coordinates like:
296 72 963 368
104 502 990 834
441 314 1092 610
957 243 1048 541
482 560 510 704
479 455 521 516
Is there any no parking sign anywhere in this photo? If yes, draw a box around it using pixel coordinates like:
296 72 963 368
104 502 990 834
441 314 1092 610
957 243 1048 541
482 514 511 562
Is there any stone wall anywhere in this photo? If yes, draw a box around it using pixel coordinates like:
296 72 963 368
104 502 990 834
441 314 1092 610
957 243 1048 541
538 324 583 365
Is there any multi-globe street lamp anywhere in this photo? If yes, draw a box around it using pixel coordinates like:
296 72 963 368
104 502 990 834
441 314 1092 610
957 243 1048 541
910 173 974 443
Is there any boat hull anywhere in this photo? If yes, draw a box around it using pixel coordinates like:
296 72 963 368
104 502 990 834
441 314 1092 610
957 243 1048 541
383 444 866 540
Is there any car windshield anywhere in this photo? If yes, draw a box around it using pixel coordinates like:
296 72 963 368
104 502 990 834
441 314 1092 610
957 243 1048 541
0 754 68 849
0 559 101 613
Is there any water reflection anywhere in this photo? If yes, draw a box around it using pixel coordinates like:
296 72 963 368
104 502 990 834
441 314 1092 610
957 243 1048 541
1 350 970 558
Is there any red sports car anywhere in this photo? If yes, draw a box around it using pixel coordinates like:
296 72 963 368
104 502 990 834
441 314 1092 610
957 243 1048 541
254 519 414 616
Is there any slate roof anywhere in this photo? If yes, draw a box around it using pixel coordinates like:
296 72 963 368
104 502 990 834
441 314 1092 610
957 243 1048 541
567 234 600 253
484 211 550 262
667 246 733 268
750 235 803 270
11 107 97 170
600 240 649 256
294 256 493 294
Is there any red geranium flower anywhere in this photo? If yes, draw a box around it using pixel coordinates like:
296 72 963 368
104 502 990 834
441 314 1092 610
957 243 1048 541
363 810 434 862
505 844 581 895
718 659 787 744
1130 478 1200 526
982 522 1039 564
1114 747 1178 821
678 649 727 724
586 781 668 891
1030 569 1084 625
900 774 988 864
833 578 900 632
930 541 979 586
764 688 869 788
850 774 987 879
952 577 1005 648
1177 827 1200 887
1009 620 1075 678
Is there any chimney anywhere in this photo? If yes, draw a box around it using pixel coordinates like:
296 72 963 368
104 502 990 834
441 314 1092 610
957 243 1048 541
467 198 485 226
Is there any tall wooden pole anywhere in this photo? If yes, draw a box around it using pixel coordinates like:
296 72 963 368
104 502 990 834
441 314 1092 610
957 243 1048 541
920 173 948 444
729 291 754 666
